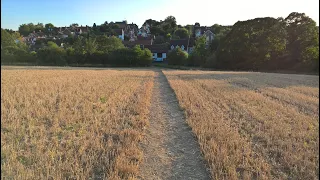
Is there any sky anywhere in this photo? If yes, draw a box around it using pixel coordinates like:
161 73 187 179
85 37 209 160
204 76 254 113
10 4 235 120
1 0 319 30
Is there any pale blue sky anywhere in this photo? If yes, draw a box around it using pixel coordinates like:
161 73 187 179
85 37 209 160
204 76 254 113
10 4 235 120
1 0 319 30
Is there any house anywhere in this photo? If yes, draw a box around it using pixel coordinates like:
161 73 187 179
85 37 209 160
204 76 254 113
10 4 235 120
60 28 72 38
23 30 46 45
137 23 151 37
114 20 139 39
74 25 90 35
124 23 139 38
193 23 215 45
114 28 124 41
203 30 214 46
144 44 169 62
114 21 127 29
52 27 72 38
123 35 154 47
169 39 189 52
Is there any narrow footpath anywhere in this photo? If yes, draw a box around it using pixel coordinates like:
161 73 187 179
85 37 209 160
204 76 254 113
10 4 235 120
139 69 211 180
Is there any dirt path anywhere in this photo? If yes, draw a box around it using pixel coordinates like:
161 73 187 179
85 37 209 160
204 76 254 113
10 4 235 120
139 69 211 180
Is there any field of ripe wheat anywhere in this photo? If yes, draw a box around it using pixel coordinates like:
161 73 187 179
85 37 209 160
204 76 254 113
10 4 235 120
1 69 154 179
163 70 319 180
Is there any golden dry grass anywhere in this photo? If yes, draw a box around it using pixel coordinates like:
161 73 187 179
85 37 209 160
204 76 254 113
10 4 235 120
1 69 154 179
163 70 319 180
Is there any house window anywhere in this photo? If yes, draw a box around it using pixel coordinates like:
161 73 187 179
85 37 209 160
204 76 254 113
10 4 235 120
157 53 162 58
181 45 184 50
171 45 174 50
176 45 179 48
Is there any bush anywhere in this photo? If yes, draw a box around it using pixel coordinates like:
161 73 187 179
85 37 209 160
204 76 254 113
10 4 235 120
109 48 134 66
37 42 67 66
1 46 36 64
203 53 218 68
138 48 153 66
186 52 201 66
108 46 153 67
167 47 188 65
85 51 106 65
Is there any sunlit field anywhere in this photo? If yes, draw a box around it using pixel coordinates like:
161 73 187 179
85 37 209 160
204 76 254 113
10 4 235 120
163 70 319 179
1 69 154 179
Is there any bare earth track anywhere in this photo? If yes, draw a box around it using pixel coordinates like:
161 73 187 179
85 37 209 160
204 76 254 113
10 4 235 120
139 69 211 180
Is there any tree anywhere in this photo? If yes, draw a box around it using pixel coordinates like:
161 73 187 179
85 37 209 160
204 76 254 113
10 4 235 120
95 36 124 53
45 23 55 33
92 23 97 29
164 16 177 34
174 28 189 39
211 24 222 34
285 12 319 70
4 29 14 34
216 17 287 70
1 29 15 47
45 23 54 29
34 23 44 32
37 41 66 65
70 23 79 27
166 33 171 40
153 36 166 44
139 48 153 66
165 16 177 28
167 47 188 65
18 24 31 36
84 37 97 55
27 23 35 32
189 36 208 66
110 24 120 29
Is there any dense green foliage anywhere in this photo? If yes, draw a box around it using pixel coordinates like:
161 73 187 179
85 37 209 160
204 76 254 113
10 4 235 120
143 16 178 36
216 17 287 70
174 28 190 39
1 29 36 64
1 29 152 66
2 12 319 72
167 47 188 65
184 12 319 73
212 13 319 72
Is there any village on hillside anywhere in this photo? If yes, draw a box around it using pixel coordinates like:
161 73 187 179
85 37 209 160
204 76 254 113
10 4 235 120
18 20 223 62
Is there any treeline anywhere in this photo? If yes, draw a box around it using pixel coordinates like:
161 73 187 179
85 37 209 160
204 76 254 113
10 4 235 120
1 30 153 66
144 17 232 42
167 12 319 73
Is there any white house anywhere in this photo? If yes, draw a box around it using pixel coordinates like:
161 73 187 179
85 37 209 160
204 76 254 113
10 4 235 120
138 23 150 38
144 44 168 62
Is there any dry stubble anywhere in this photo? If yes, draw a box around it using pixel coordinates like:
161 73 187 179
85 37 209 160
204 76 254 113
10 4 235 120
1 69 154 179
163 70 319 180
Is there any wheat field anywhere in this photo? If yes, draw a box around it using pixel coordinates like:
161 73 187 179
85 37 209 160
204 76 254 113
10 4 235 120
1 69 154 179
1 67 319 180
163 70 319 180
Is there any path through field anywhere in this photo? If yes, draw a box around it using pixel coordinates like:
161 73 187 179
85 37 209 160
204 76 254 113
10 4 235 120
139 69 211 180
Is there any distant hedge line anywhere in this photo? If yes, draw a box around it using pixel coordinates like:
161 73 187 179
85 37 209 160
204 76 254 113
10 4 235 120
1 45 153 67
